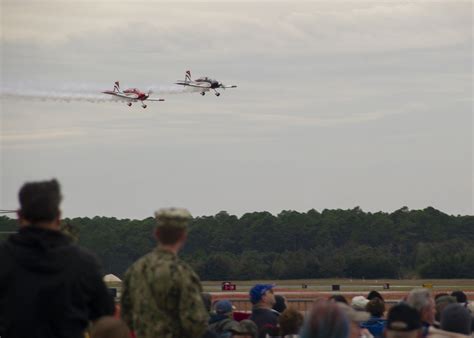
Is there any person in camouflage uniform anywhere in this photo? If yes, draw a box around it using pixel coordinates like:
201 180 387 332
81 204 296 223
121 208 209 338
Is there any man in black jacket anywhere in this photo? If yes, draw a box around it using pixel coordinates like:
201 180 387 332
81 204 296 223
249 284 278 338
0 179 114 338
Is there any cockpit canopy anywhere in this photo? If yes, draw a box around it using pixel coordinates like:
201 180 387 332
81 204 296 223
196 77 217 84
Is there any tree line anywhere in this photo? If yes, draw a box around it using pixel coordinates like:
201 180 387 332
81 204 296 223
0 206 473 280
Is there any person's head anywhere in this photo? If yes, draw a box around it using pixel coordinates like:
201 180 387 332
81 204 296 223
450 290 468 304
231 319 258 338
434 293 449 301
201 292 212 313
18 179 62 228
366 297 385 317
440 303 472 335
386 303 422 338
329 294 348 305
90 316 129 338
272 295 287 314
249 284 275 307
434 295 457 322
215 300 235 317
300 300 349 338
154 208 191 249
278 308 304 336
406 288 435 324
351 296 369 311
367 290 384 302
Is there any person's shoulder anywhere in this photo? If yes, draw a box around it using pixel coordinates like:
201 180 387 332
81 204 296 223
71 244 101 266
0 240 12 263
0 240 8 253
124 250 160 276
427 327 470 338
174 258 200 280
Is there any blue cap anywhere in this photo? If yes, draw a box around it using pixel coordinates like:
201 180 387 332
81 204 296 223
215 300 234 314
249 284 275 304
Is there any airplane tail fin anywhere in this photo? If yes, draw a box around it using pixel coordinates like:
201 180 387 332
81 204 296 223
185 70 191 83
114 81 121 93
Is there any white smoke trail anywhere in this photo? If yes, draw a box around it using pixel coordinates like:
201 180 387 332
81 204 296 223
146 84 201 95
0 83 195 104
1 89 119 103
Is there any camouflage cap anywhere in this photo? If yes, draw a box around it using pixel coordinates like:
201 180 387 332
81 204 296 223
154 207 192 229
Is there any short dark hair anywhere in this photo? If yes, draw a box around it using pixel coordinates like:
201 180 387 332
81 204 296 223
450 290 467 304
279 308 304 336
328 294 348 305
367 290 384 301
366 297 385 317
156 225 186 245
18 179 62 223
273 295 287 313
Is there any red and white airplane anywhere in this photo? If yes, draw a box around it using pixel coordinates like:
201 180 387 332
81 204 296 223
175 70 237 96
102 81 164 108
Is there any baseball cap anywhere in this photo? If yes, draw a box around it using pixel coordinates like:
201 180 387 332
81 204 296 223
351 296 369 311
154 208 192 229
215 300 235 314
249 284 275 304
387 303 422 331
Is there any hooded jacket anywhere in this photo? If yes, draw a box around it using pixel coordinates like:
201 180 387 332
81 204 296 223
0 226 114 338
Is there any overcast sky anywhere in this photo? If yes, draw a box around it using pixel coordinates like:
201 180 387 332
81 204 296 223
1 0 472 219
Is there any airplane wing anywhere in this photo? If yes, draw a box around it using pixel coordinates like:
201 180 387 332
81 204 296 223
175 81 212 88
220 85 238 89
146 98 165 102
103 92 139 100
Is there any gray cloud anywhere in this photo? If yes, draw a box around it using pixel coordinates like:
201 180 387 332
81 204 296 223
1 1 472 217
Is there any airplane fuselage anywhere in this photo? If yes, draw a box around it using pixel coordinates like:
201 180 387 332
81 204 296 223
195 78 219 89
123 88 148 100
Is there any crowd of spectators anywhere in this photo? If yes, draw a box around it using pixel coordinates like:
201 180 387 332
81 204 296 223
0 179 473 338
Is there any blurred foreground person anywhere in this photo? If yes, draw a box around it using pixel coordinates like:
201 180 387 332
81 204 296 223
428 303 473 338
337 303 372 338
0 179 114 338
300 299 349 338
385 303 422 338
278 308 304 337
407 289 436 337
121 208 208 338
434 296 457 327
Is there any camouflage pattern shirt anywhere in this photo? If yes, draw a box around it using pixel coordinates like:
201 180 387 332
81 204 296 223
121 247 209 338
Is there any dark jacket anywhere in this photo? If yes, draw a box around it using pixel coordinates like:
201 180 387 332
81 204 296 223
250 306 279 338
0 226 114 338
208 313 239 337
